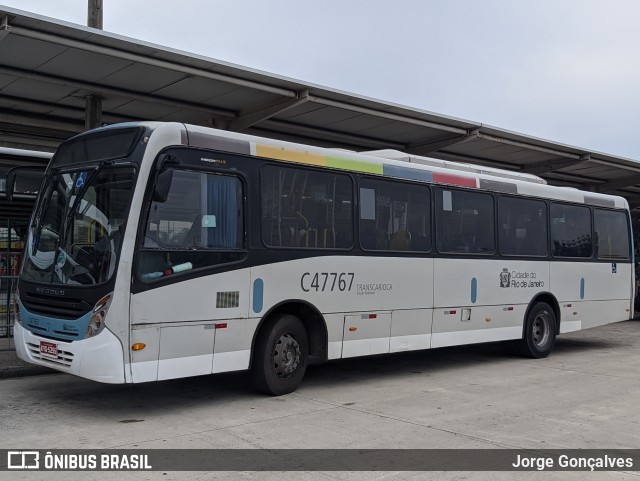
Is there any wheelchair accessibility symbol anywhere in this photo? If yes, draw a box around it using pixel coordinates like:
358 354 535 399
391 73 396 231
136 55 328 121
75 172 88 189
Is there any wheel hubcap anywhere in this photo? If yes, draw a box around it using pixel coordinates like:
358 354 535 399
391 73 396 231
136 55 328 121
532 313 550 347
273 332 301 379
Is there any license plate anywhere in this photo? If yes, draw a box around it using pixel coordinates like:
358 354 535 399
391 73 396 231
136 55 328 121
40 341 58 357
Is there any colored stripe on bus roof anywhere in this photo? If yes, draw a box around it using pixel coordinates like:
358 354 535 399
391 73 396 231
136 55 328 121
255 143 483 188
478 178 517 194
383 164 433 182
256 144 383 174
327 156 383 174
432 172 477 188
256 144 325 166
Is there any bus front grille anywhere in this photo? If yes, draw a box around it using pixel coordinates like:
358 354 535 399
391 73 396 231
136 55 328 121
21 291 91 320
26 342 74 368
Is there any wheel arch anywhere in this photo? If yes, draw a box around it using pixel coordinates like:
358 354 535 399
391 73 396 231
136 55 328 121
250 299 328 367
524 292 561 335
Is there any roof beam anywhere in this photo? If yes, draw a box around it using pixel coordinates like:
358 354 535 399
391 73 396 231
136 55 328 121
476 132 582 159
308 95 469 134
0 111 82 134
0 65 237 119
8 24 297 98
0 132 61 151
257 119 406 150
429 150 520 170
407 129 480 155
230 89 310 131
0 15 9 43
1 94 134 124
542 171 604 185
520 154 591 175
584 175 640 193
617 194 640 206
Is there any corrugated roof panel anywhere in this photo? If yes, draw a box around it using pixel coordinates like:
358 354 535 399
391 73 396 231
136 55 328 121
37 48 133 83
157 110 213 124
0 35 66 70
154 77 239 103
559 165 623 177
111 99 180 118
100 63 188 92
206 89 279 111
275 102 327 120
326 115 404 134
356 122 430 139
2 78 79 102
288 105 363 126
0 73 16 89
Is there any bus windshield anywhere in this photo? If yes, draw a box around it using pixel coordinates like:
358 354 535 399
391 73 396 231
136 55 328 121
21 166 136 286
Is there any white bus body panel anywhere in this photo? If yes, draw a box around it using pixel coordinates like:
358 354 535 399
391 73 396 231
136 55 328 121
550 261 632 330
250 256 435 361
126 254 632 382
431 259 549 348
129 268 251 382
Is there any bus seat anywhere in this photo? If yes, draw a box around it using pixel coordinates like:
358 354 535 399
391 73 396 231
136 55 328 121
389 229 411 251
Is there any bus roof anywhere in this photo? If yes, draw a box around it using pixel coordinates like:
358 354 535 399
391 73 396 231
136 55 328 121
177 123 628 210
76 122 626 211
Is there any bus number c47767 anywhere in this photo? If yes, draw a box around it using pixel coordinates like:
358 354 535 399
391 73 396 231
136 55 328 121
300 272 355 292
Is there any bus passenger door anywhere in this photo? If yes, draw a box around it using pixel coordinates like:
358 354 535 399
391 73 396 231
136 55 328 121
342 312 391 358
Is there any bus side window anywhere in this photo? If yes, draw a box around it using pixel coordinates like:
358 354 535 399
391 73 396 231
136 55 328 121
550 203 591 258
436 188 494 255
138 170 245 281
261 165 353 250
358 178 430 253
498 197 547 257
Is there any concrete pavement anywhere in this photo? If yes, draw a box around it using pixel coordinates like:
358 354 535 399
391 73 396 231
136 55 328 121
0 336 52 378
0 320 639 480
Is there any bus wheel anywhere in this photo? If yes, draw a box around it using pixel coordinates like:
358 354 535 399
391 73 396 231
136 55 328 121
516 302 557 358
251 314 308 395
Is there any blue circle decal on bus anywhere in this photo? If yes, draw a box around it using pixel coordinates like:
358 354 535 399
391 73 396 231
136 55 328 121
471 277 478 304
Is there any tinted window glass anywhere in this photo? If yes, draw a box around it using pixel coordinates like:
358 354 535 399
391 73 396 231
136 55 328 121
436 189 494 254
52 128 142 168
138 170 244 281
359 179 431 252
550 203 592 258
262 166 353 249
22 167 136 285
498 197 547 256
594 209 629 259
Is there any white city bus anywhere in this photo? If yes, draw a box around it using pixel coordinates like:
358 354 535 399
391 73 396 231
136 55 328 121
12 122 634 394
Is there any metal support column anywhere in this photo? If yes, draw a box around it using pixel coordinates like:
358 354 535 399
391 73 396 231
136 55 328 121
87 0 103 29
85 94 103 130
85 0 104 131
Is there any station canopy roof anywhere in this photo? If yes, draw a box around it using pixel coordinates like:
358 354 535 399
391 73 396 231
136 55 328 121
2 5 640 212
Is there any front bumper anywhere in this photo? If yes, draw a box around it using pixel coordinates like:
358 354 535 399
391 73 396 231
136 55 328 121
14 323 126 383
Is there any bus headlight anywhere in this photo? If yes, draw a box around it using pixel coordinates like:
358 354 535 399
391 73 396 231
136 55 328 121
85 293 112 338
13 288 22 326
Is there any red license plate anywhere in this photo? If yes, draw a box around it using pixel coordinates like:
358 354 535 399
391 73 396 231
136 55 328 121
40 341 58 357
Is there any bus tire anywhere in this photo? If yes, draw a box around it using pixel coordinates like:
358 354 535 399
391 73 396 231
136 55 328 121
516 302 557 358
251 313 308 395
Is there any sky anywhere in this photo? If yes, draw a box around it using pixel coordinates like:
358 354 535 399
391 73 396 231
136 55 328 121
3 0 640 160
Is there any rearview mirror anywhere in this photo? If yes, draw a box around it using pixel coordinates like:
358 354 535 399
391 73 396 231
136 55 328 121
4 166 46 202
152 168 174 203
